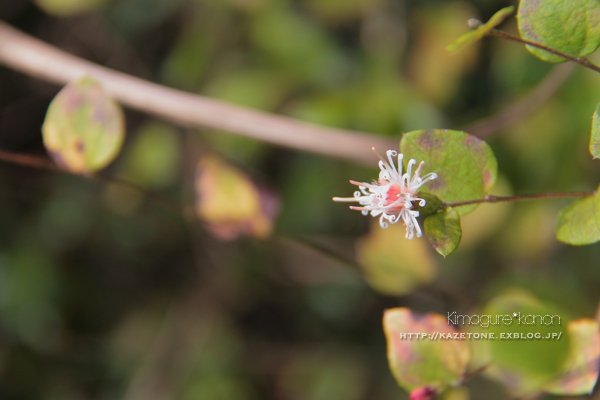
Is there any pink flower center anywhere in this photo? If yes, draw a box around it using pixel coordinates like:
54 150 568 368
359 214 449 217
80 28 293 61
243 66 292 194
382 182 405 208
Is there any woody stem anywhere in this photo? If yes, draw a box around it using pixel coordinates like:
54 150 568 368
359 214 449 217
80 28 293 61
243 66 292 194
446 192 595 208
487 28 600 74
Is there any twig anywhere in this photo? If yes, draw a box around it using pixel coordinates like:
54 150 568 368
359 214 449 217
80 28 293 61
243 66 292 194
0 21 396 165
0 148 182 214
488 28 600 74
464 63 574 138
447 192 594 208
0 149 56 169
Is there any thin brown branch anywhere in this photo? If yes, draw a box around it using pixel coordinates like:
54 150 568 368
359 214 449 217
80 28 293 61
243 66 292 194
447 192 595 208
0 149 55 169
464 63 574 138
488 28 600 74
0 148 182 213
0 21 396 165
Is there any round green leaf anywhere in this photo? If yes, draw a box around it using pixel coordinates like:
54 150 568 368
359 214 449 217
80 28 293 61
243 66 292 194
590 103 600 159
555 186 600 245
42 76 125 174
447 6 514 53
400 129 497 215
517 0 600 63
383 308 470 392
424 207 462 257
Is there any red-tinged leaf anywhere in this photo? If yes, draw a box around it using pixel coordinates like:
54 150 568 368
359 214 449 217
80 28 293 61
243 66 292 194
195 155 279 240
545 318 600 395
383 308 470 392
401 129 497 215
518 0 600 63
42 76 125 174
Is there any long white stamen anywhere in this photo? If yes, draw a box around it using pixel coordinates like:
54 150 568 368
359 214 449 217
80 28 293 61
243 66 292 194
414 161 424 177
414 217 422 237
408 210 421 238
332 197 361 202
379 214 388 229
349 180 378 189
397 153 404 176
420 173 437 185
406 159 416 178
386 150 398 175
373 147 393 172
380 170 391 181
411 197 426 207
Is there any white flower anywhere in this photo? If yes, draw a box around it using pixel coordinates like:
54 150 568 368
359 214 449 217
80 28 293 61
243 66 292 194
333 148 437 239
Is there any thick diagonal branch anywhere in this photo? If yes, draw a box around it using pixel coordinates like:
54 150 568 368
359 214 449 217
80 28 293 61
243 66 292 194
0 21 395 164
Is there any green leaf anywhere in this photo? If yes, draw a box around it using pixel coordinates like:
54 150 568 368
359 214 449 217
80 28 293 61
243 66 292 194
42 77 125 174
383 308 470 392
544 318 600 395
555 187 600 245
482 291 570 393
424 207 462 257
400 129 497 215
590 103 600 159
446 6 514 53
517 0 600 63
417 192 445 218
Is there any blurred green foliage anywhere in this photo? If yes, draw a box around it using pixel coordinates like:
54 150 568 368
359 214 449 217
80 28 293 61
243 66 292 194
0 0 600 399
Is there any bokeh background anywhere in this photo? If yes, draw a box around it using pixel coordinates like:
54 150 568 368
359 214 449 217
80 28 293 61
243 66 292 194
0 0 599 399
